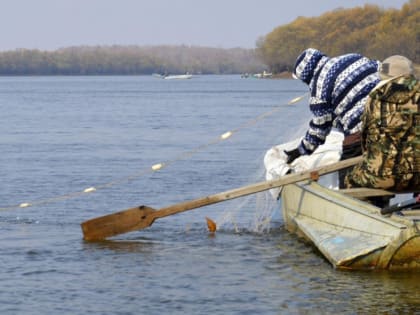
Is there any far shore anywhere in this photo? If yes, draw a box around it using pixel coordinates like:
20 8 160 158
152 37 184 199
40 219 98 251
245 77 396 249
271 63 420 79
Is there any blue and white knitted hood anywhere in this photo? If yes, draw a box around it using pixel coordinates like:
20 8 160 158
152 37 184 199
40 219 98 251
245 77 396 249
293 48 329 85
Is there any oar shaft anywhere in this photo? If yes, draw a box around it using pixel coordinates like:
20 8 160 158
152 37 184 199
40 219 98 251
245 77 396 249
155 156 362 218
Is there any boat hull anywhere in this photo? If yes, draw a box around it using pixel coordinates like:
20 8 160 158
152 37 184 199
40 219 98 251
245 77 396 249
281 181 420 270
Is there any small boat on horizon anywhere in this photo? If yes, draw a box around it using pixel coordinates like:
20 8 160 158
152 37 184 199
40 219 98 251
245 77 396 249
153 73 193 80
164 74 193 80
253 70 273 78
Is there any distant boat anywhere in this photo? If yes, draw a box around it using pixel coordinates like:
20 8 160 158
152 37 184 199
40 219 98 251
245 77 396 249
253 70 273 79
152 73 193 80
163 74 193 80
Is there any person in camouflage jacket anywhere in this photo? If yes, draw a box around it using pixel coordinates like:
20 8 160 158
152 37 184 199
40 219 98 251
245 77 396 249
345 74 419 191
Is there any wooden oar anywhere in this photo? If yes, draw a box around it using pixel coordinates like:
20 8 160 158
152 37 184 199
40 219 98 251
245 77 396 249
81 156 362 241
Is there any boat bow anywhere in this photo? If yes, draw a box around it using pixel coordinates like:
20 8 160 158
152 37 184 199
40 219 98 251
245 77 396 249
281 181 420 270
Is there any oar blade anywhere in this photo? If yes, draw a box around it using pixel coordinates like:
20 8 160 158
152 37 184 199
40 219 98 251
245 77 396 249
81 205 156 241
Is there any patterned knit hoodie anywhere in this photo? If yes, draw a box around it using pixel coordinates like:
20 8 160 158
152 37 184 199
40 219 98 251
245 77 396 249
293 48 381 155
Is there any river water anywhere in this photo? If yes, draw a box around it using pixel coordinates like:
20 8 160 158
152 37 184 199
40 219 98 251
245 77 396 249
0 75 418 314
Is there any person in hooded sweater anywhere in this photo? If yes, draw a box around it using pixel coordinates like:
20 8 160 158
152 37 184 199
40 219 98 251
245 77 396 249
284 48 381 187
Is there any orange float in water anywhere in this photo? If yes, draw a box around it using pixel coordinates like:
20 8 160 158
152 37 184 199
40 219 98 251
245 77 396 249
205 217 217 233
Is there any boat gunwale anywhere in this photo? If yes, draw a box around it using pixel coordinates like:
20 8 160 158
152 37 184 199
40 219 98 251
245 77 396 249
287 181 410 229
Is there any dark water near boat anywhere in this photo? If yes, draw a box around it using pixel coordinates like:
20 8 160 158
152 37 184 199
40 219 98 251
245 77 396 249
0 75 418 315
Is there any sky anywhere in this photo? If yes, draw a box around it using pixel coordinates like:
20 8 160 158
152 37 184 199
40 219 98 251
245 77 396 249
0 0 409 51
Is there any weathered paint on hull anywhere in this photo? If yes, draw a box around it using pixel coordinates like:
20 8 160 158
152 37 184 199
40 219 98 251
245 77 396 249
281 181 420 271
384 233 420 270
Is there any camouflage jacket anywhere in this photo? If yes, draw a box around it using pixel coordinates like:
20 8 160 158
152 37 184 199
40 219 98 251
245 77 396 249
345 75 420 191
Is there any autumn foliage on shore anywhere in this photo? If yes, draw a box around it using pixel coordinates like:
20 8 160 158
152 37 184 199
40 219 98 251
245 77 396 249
257 0 419 73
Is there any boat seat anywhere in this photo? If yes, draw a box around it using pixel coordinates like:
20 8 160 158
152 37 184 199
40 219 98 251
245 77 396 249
340 187 396 208
339 188 395 199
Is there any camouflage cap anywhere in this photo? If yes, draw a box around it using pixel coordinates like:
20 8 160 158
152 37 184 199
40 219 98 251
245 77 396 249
380 55 414 79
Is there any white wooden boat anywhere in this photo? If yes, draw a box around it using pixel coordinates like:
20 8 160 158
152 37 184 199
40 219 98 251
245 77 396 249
163 74 192 80
152 73 193 80
281 181 420 271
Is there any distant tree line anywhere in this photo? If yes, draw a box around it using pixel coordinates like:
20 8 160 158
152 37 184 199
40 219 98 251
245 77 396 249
1 0 418 76
0 45 265 75
257 0 419 73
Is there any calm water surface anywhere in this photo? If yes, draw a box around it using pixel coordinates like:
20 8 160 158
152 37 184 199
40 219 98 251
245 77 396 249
0 76 418 314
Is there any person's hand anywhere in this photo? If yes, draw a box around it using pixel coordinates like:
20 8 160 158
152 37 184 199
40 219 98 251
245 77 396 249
284 148 301 164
